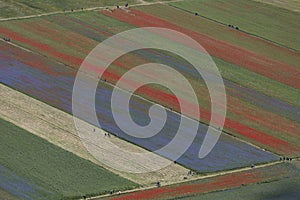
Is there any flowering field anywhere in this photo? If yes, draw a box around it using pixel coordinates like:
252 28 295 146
0 1 299 199
0 10 298 156
0 41 278 172
107 162 300 200
184 175 300 200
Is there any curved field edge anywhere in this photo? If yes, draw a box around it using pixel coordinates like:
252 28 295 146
169 0 300 51
0 117 138 199
105 161 300 200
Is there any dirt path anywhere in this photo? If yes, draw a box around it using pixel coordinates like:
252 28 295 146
0 83 193 186
0 0 183 22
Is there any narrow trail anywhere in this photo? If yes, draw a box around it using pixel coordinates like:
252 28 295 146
0 0 184 22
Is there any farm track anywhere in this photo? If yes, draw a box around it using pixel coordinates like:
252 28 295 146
0 0 184 22
1 1 299 198
1 0 298 54
92 160 295 199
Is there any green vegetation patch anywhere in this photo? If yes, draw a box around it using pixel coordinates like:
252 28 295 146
0 118 138 199
170 0 300 51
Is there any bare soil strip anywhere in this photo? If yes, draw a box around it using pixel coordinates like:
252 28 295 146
0 83 192 186
0 83 285 199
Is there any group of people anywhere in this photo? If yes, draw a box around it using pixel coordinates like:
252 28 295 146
117 3 129 9
228 24 240 30
280 157 293 161
63 7 84 12
3 37 11 42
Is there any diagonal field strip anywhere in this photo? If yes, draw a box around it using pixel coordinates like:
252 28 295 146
0 83 194 186
104 161 300 200
0 1 298 199
1 0 298 55
0 42 280 173
0 18 298 156
93 160 297 199
167 3 300 53
0 83 289 200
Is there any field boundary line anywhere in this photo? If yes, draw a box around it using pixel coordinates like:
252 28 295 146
0 0 184 22
167 4 299 53
89 160 284 199
0 83 193 185
2 39 281 162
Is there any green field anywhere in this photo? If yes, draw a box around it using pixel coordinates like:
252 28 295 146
253 0 300 13
179 175 300 200
170 0 300 51
0 0 137 18
136 4 300 68
0 118 138 199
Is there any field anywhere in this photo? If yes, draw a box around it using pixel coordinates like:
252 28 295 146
136 4 300 69
252 0 300 13
105 161 300 200
0 83 194 186
0 41 278 173
0 0 138 18
182 175 300 200
170 0 300 51
0 118 138 199
0 0 299 199
0 10 299 157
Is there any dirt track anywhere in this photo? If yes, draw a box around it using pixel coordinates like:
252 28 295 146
0 0 183 22
0 83 193 186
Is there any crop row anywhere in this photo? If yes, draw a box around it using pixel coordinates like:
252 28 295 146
0 41 278 172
